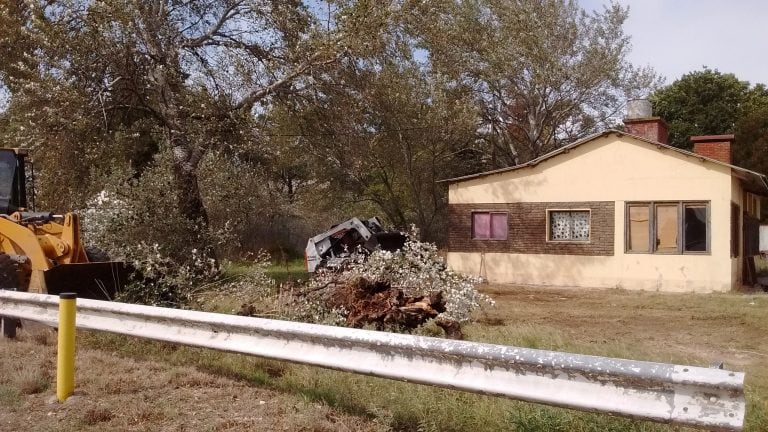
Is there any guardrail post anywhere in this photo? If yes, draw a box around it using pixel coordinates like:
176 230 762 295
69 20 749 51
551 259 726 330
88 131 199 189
1 288 19 339
56 292 76 402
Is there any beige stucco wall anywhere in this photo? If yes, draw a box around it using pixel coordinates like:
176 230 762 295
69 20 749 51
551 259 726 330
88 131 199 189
447 134 736 292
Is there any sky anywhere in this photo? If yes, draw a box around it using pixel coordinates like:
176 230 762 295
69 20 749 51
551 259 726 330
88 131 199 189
580 0 768 86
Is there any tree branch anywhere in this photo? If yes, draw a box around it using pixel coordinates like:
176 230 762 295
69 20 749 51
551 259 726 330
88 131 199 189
234 53 336 112
181 1 244 49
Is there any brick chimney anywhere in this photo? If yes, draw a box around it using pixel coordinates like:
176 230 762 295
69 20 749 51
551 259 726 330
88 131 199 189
623 99 669 144
690 135 734 164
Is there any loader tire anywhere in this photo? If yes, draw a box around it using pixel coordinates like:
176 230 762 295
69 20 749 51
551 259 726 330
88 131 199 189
0 253 21 339
85 246 111 263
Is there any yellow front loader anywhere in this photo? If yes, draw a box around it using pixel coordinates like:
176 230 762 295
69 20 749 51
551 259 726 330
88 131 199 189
0 148 128 337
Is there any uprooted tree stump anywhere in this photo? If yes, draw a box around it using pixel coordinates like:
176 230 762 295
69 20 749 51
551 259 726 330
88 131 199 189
300 276 462 338
234 275 465 338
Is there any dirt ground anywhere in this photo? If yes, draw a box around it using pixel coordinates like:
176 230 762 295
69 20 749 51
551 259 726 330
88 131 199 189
475 284 768 397
493 286 764 355
0 326 380 432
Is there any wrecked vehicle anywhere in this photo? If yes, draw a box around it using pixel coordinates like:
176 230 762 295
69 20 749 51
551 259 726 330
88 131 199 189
304 217 406 272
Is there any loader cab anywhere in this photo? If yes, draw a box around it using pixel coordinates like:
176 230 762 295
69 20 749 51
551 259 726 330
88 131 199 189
0 149 27 215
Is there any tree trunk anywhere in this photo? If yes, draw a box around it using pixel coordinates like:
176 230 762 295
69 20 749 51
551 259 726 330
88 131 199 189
170 141 209 225
167 129 218 263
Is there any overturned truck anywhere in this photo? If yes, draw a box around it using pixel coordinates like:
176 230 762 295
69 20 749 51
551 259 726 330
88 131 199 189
304 217 406 272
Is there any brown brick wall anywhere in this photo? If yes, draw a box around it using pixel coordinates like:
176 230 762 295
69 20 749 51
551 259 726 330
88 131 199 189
693 142 731 164
448 201 615 256
624 118 669 144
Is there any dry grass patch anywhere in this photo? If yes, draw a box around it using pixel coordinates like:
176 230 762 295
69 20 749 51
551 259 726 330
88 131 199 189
0 385 20 407
0 326 380 432
81 406 114 425
15 367 51 395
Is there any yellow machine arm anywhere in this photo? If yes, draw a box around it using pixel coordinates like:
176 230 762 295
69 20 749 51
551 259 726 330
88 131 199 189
0 212 101 295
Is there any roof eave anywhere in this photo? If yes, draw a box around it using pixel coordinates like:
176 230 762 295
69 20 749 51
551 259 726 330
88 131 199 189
437 130 615 184
439 129 768 191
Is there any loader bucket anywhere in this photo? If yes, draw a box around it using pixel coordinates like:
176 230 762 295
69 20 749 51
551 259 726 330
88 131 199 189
43 262 130 301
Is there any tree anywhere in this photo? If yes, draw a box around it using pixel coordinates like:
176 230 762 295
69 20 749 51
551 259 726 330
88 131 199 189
264 51 481 242
650 69 768 185
733 85 768 177
0 0 392 258
650 68 751 149
408 0 659 166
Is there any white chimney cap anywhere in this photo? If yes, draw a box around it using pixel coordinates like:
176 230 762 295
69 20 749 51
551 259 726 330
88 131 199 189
626 99 652 119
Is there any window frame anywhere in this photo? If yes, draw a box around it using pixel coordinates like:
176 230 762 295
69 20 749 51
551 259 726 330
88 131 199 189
545 209 592 243
471 211 509 241
624 201 710 255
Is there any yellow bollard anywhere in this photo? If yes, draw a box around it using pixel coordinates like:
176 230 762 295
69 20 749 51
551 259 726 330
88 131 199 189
56 292 77 402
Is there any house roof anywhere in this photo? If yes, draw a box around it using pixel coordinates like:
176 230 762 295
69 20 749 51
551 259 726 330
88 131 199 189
440 129 768 196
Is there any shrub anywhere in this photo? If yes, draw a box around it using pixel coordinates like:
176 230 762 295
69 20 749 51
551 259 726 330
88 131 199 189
80 155 238 307
115 242 219 307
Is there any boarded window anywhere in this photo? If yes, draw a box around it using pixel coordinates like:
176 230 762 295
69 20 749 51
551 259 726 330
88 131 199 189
627 205 650 252
683 204 707 252
472 212 507 240
655 204 678 253
627 202 709 254
549 210 590 241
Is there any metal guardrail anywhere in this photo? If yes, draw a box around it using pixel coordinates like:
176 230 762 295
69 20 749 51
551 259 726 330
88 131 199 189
0 291 746 431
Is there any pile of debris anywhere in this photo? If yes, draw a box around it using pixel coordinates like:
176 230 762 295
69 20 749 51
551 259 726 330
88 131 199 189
302 275 463 338
237 218 488 339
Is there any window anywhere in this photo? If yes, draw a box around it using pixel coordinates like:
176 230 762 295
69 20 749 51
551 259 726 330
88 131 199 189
627 205 650 252
472 212 508 240
684 204 707 252
625 202 709 254
548 210 590 242
655 204 678 253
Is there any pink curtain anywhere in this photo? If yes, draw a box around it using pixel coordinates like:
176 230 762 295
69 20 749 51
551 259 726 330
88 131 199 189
473 213 491 239
491 213 508 239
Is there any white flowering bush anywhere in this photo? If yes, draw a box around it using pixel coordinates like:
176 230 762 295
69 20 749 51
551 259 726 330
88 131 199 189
78 155 242 307
307 228 493 323
114 242 219 307
81 190 130 250
283 295 348 326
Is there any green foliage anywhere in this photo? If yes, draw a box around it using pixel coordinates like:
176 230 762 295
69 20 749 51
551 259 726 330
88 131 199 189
651 68 752 149
733 84 768 178
263 259 309 284
650 68 768 199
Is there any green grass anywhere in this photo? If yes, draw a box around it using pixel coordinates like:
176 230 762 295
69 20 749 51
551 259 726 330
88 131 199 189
222 259 308 284
265 259 308 283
